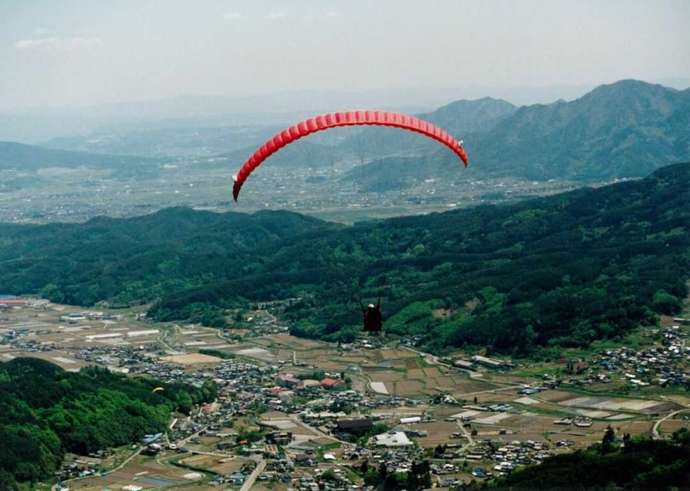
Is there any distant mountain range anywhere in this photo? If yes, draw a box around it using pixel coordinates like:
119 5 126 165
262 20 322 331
1 80 688 185
341 80 690 188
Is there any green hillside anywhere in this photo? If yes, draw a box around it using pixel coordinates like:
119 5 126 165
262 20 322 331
1 163 688 354
474 80 690 180
0 207 331 308
0 357 215 488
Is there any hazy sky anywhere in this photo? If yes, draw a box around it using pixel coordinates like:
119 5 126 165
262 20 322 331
1 0 689 110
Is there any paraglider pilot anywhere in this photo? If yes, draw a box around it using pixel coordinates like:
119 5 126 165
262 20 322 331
360 297 383 335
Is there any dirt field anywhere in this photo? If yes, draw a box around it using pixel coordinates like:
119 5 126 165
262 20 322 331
179 454 247 474
559 396 667 413
366 369 405 383
394 379 427 395
161 353 222 365
379 349 419 361
12 351 89 371
411 420 462 447
536 390 582 403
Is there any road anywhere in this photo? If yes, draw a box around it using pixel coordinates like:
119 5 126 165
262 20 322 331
157 324 180 353
177 424 209 446
187 450 234 458
402 346 451 369
652 408 690 440
459 384 525 396
456 419 476 451
240 459 266 491
102 446 144 475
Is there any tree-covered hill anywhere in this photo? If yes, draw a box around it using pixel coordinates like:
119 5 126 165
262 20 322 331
472 430 690 490
423 97 518 136
1 164 688 354
0 357 215 488
473 80 690 180
0 207 332 307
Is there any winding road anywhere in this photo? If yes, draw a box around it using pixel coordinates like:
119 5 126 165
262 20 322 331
652 408 690 440
456 419 476 451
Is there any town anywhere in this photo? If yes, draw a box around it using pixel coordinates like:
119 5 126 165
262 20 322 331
1 295 689 490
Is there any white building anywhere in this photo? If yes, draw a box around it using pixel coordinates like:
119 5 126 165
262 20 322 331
373 431 413 447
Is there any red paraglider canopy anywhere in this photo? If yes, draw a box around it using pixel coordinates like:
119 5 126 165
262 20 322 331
232 110 469 201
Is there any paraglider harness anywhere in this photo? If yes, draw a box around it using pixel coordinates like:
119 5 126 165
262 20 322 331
359 297 383 335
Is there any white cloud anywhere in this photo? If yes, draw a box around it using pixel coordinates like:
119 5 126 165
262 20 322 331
14 36 102 50
223 11 243 21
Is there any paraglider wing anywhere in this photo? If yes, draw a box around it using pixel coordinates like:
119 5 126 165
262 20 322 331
152 387 164 393
232 110 469 201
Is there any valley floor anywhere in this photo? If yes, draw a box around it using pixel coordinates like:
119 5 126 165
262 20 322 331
1 299 688 490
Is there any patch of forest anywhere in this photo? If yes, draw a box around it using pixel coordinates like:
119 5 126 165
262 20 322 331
471 429 690 490
0 357 216 488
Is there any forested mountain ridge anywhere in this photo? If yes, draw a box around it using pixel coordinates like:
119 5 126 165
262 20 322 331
344 80 690 189
422 97 518 135
158 162 688 352
0 207 332 307
472 80 690 180
1 163 688 355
